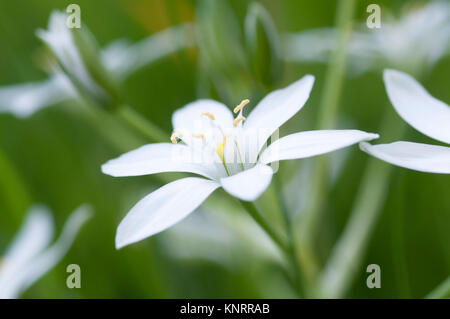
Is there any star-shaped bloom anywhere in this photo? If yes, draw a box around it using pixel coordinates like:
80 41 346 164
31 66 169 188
0 11 193 118
284 1 450 75
361 69 450 174
102 75 379 249
0 204 91 299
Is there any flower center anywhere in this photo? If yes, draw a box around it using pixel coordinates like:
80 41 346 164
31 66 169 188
170 99 251 176
170 99 249 145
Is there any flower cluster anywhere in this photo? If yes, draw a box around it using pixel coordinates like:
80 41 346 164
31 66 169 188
284 1 450 75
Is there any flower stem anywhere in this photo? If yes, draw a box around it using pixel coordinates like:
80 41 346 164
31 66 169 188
239 200 289 254
318 111 406 298
0 148 31 221
296 0 356 287
80 103 178 185
317 0 356 129
240 199 305 296
116 105 168 143
273 174 305 296
426 276 450 299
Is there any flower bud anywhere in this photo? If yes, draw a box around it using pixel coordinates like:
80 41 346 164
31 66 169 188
195 0 247 78
244 3 282 87
36 11 121 111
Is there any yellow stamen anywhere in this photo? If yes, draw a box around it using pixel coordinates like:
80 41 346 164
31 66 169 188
234 99 250 114
215 135 231 176
215 135 230 161
170 131 183 144
192 133 205 139
233 116 246 127
216 142 225 161
201 112 215 121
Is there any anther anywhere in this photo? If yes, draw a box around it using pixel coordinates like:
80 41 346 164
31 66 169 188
192 133 205 139
233 116 246 127
201 112 215 121
234 99 249 114
170 131 183 144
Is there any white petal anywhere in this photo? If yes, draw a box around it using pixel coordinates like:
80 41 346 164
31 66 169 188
0 206 54 288
0 205 92 299
101 143 225 180
384 69 450 144
360 141 450 174
102 24 194 79
172 99 234 144
220 164 273 201
116 177 219 249
284 28 381 76
37 11 104 99
244 75 315 153
260 130 379 164
0 74 75 118
283 28 337 63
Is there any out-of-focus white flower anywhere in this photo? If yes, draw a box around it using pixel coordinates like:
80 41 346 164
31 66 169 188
36 11 107 103
101 24 193 79
361 69 450 174
101 75 378 249
162 203 284 267
0 73 76 118
284 1 450 75
0 204 91 299
0 11 193 118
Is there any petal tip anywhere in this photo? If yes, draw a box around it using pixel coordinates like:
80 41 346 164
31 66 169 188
304 74 315 83
302 74 315 90
114 236 126 250
114 225 134 250
383 68 401 78
359 141 372 153
100 162 113 176
101 160 122 177
383 68 412 87
366 133 380 141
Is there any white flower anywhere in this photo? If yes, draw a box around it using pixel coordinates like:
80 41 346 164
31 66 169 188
0 204 91 299
102 75 379 249
36 11 107 102
0 73 76 118
360 69 450 174
0 10 193 118
284 1 450 75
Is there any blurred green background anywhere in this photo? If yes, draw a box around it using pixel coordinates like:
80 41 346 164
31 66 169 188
0 0 449 298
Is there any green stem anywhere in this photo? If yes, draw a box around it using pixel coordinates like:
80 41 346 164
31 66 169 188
273 174 305 296
0 148 31 222
79 103 179 185
426 276 450 299
239 200 289 254
390 179 411 297
317 0 356 129
79 103 145 152
240 199 305 296
296 0 356 287
319 112 406 298
116 105 168 143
